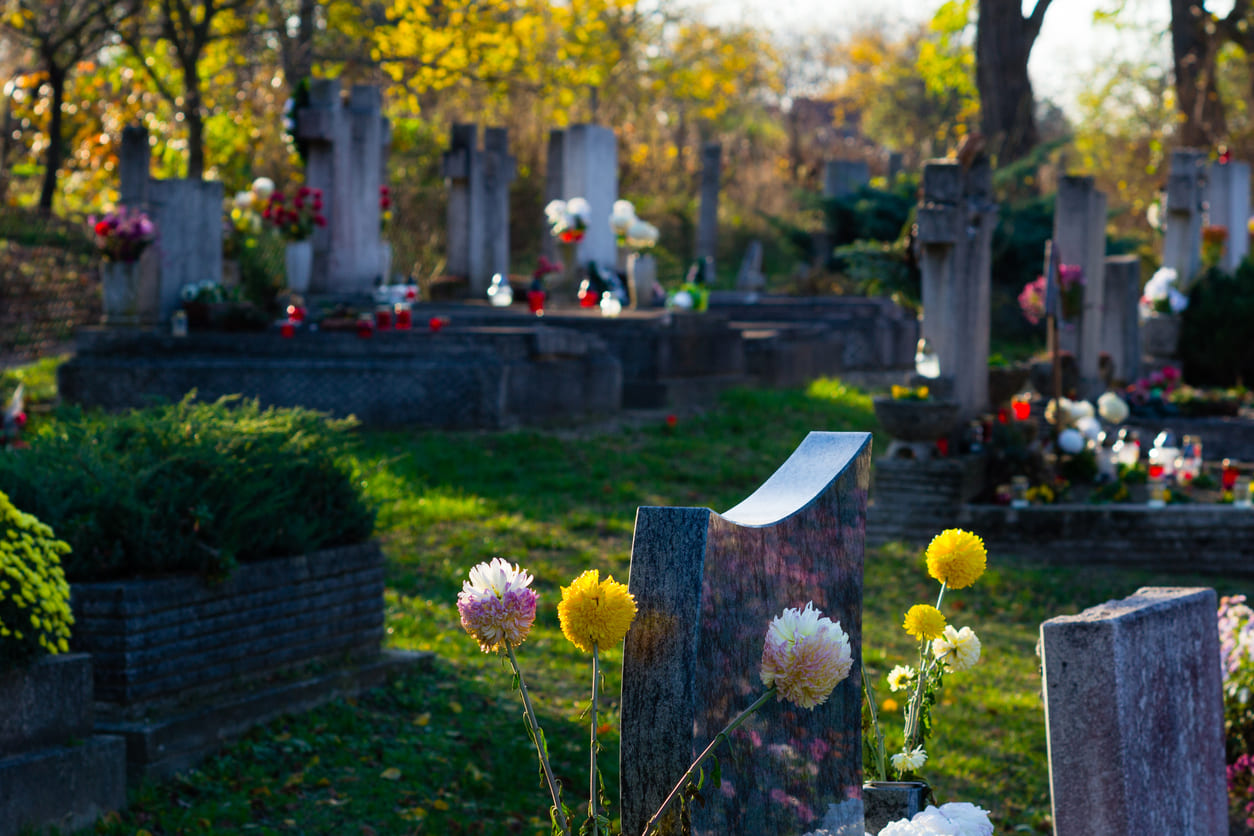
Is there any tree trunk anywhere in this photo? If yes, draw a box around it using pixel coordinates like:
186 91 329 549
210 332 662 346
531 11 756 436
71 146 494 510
185 77 204 180
975 0 1051 166
38 64 65 213
1171 0 1226 147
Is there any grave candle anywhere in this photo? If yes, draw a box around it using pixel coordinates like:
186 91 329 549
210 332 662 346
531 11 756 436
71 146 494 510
1012 397 1032 421
394 303 412 329
375 305 393 330
286 304 306 324
1223 459 1240 491
356 314 373 338
528 289 546 316
280 319 295 339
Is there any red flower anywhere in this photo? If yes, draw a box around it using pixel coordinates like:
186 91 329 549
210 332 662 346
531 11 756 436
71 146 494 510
94 220 110 235
14 412 26 428
315 214 327 227
297 186 310 198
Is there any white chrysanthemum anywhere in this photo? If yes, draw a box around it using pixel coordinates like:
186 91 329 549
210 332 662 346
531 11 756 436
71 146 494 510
251 177 275 201
887 665 916 692
464 557 533 598
890 746 927 773
1057 428 1085 454
906 803 993 836
1075 415 1102 442
760 601 853 709
544 199 568 223
610 200 637 234
1097 391 1129 425
625 219 659 249
566 197 591 220
878 822 924 836
932 625 981 672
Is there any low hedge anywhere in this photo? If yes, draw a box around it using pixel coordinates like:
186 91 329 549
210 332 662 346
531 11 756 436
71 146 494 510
0 396 375 582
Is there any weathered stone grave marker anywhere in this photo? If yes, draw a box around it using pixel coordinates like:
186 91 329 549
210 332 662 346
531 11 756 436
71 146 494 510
443 124 516 297
295 79 391 295
1206 157 1250 271
119 124 223 326
547 124 618 270
1052 175 1107 398
1040 587 1227 836
915 158 997 416
696 142 722 279
1100 255 1141 386
620 431 870 835
824 159 870 198
735 239 766 292
1164 148 1207 285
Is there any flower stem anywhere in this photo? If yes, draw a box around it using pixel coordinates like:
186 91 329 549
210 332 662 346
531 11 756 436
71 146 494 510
590 643 601 836
862 665 887 782
507 643 570 836
642 687 776 836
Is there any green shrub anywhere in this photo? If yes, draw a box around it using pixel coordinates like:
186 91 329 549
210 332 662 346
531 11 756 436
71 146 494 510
0 396 376 582
0 490 73 670
1180 262 1254 386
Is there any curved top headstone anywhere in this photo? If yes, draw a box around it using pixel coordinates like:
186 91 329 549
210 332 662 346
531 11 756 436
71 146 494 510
620 431 871 836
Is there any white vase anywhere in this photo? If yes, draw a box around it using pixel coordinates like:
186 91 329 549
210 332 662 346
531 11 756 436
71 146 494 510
285 239 313 294
101 260 141 325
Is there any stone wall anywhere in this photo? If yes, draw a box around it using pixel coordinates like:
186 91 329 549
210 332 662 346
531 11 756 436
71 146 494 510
72 543 385 710
58 325 622 429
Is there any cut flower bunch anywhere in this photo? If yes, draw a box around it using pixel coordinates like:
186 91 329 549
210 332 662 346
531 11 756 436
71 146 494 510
864 528 988 783
89 206 156 263
456 558 854 836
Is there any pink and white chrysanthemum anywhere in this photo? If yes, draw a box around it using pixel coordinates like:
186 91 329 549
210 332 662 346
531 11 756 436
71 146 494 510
457 558 538 653
759 601 853 709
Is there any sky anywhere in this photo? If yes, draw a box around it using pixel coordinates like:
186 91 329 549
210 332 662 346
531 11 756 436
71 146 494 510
687 0 1177 116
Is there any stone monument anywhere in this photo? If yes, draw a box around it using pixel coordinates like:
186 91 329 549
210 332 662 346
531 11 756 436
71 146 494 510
915 158 997 417
1206 157 1251 272
443 124 516 297
1040 587 1227 836
118 124 223 326
1052 175 1107 399
295 79 391 295
620 431 870 836
546 124 618 270
1163 149 1207 286
696 142 722 278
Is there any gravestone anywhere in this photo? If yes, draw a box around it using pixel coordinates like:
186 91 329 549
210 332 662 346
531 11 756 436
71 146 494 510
1206 158 1250 271
824 160 870 198
1163 149 1207 287
118 124 223 326
696 142 722 277
547 124 618 269
915 158 997 417
620 431 870 836
886 151 903 185
295 79 391 295
1040 587 1227 836
1100 255 1141 386
443 124 516 296
1052 176 1108 399
735 240 766 292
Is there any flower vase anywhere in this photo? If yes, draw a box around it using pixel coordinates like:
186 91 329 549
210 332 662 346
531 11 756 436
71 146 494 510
558 241 581 300
863 781 929 834
101 259 142 325
285 239 313 294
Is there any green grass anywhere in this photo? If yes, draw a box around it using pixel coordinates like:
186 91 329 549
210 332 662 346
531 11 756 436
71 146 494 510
16 374 1244 835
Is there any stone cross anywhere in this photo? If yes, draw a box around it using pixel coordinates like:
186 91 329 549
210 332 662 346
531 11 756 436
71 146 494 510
1163 148 1207 287
1052 175 1108 399
620 431 870 836
735 240 766 292
1040 587 1227 836
915 158 997 417
1206 157 1250 272
443 124 516 297
295 79 391 295
696 142 722 276
547 124 618 270
118 124 223 326
824 160 870 199
1100 255 1141 386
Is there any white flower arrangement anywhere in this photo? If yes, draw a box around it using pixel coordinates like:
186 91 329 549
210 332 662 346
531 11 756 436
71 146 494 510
1140 266 1188 316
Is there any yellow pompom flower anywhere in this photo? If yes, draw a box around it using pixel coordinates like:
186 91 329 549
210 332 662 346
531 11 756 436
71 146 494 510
902 604 946 640
558 569 637 653
924 529 987 589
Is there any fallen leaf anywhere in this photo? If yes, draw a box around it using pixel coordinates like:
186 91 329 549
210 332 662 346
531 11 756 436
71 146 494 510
414 713 431 727
432 799 450 811
380 767 402 781
448 701 463 714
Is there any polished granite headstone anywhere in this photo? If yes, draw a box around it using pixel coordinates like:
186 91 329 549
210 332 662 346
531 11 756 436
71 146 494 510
620 432 871 836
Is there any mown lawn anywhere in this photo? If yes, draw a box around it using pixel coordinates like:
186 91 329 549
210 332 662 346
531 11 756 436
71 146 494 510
36 378 1246 835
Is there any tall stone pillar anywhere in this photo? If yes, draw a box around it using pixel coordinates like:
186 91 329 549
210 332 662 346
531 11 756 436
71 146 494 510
1052 176 1108 399
1163 149 1207 288
695 142 721 276
1206 158 1250 271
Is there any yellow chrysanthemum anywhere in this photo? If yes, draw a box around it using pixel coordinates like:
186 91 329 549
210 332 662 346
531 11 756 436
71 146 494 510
558 569 637 653
924 529 987 589
902 604 946 640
